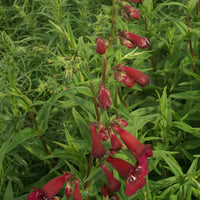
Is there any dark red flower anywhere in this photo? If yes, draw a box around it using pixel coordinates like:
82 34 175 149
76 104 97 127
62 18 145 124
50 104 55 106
27 173 71 200
101 164 121 192
106 156 134 178
114 126 152 161
73 179 82 200
98 83 112 110
90 125 106 159
123 6 140 20
95 36 107 55
125 160 149 196
119 30 150 49
113 64 150 87
109 129 123 152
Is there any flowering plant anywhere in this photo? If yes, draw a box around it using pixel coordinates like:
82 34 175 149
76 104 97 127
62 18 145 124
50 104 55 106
25 0 153 199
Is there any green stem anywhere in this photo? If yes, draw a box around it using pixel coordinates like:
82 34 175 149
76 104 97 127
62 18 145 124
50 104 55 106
86 61 100 121
109 0 117 44
19 92 61 172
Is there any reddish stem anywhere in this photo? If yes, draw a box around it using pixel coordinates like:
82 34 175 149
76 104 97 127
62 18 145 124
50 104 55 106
102 55 107 83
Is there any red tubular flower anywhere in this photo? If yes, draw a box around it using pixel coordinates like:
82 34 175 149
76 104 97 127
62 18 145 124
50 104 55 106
73 179 82 200
98 83 112 110
113 64 150 87
109 130 123 152
106 156 134 178
114 126 152 161
123 6 140 20
95 36 107 55
125 170 146 196
119 30 150 49
90 125 106 159
101 164 121 192
125 160 149 196
27 172 71 200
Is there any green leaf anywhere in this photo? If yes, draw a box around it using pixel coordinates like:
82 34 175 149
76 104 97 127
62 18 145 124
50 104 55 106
184 158 199 199
170 91 200 100
173 121 200 138
4 180 14 200
36 95 58 135
72 107 91 144
0 128 36 171
157 150 184 183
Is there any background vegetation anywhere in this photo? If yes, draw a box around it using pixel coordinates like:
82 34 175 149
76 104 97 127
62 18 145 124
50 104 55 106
0 0 200 199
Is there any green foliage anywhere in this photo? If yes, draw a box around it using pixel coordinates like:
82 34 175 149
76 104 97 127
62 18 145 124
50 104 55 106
0 0 200 199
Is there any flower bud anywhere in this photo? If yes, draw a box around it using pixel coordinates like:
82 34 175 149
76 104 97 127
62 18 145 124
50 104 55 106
123 6 140 20
114 118 128 127
95 36 107 55
98 83 112 110
109 129 122 152
119 30 150 49
101 184 110 197
73 179 82 200
113 64 150 88
64 181 72 198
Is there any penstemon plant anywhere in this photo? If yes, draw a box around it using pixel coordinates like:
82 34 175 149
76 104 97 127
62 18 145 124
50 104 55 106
1 0 200 200
26 0 153 199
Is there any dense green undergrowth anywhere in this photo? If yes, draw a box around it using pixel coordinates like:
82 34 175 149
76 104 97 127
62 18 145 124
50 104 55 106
0 0 200 199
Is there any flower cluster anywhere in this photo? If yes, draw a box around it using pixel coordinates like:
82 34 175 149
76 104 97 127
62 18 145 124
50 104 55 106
89 118 153 197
